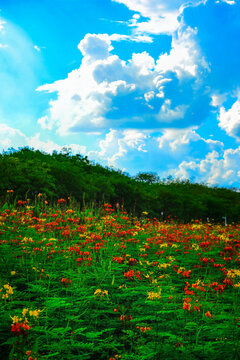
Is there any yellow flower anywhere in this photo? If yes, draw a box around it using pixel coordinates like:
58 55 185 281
7 287 13 295
94 289 108 297
227 269 240 278
10 315 22 324
147 288 161 300
11 271 16 276
3 284 13 295
29 309 41 318
22 308 28 317
158 263 170 269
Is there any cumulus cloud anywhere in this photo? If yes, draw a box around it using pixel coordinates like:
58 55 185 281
174 147 240 185
37 25 210 135
156 25 209 79
88 128 148 167
85 125 225 176
218 98 240 140
78 33 113 60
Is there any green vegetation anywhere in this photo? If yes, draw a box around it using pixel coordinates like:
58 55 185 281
0 202 240 360
0 147 239 223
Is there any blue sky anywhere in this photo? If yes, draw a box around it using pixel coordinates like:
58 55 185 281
0 0 240 187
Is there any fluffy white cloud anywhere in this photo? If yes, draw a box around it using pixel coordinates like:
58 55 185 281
78 33 113 60
156 26 209 79
28 133 86 155
113 0 206 34
0 124 86 155
157 127 223 151
86 125 224 174
157 99 188 122
0 124 27 150
37 33 156 134
174 147 240 185
37 25 209 135
218 98 240 139
88 128 148 167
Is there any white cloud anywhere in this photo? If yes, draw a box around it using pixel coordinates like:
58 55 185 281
156 25 210 79
88 128 148 167
37 115 54 130
34 45 41 52
218 98 240 139
144 90 155 102
174 147 240 185
89 126 224 172
113 0 206 35
37 33 157 134
78 33 113 60
0 123 86 155
37 25 208 135
157 99 188 122
157 127 223 151
28 133 86 154
211 92 228 107
0 123 27 149
0 19 5 32
109 33 153 43
219 0 236 4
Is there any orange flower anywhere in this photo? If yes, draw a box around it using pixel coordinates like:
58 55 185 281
205 310 212 318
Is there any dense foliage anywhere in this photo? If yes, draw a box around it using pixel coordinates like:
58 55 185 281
0 202 240 359
0 147 239 223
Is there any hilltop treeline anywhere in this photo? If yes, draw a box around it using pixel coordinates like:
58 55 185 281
1 147 240 223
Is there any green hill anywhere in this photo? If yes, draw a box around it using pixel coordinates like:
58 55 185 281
1 147 239 223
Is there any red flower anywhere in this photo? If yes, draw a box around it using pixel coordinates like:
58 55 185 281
58 198 66 203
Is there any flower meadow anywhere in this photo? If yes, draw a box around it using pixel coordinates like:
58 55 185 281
0 198 240 360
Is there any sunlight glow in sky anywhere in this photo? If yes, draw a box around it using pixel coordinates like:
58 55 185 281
1 0 240 187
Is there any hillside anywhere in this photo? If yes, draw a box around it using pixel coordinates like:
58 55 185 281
0 147 239 223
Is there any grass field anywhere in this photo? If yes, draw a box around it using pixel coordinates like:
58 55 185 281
0 199 240 359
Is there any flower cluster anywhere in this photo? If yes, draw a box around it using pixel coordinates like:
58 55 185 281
94 289 108 298
0 283 14 300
